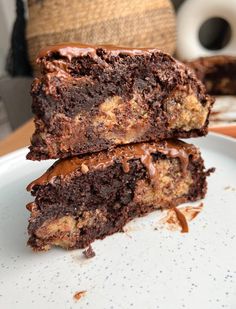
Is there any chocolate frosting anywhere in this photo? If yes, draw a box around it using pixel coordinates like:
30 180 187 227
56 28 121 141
27 140 197 192
37 42 157 61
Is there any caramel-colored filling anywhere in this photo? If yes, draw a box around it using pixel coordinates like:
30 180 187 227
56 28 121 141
35 216 77 249
133 159 193 206
33 209 108 250
166 92 210 131
93 95 149 144
35 216 77 239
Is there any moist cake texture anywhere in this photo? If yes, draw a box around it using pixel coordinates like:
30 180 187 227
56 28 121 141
27 43 214 160
26 140 212 251
185 55 236 95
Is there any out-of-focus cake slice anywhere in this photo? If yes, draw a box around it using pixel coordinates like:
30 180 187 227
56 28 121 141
27 43 214 160
26 140 212 251
185 55 236 95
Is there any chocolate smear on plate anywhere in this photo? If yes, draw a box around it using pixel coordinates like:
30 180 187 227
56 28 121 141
159 203 203 232
74 290 86 301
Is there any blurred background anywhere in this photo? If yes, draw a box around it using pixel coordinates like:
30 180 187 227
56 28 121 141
0 0 235 141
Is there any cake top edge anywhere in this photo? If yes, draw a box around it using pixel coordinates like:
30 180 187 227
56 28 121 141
37 42 166 60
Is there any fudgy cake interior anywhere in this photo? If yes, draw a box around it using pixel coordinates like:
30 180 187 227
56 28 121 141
27 43 214 160
26 140 212 251
185 55 236 95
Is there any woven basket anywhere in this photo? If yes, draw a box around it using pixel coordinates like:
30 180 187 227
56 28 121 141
27 0 176 71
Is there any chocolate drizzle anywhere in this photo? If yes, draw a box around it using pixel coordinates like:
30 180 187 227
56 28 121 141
27 140 196 192
37 42 155 61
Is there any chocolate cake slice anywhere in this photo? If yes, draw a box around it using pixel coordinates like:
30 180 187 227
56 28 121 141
185 55 236 95
26 140 212 251
27 43 214 160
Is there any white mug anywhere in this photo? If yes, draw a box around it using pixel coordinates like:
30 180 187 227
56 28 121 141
176 0 236 60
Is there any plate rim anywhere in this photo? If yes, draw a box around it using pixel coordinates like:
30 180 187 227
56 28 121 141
1 133 236 308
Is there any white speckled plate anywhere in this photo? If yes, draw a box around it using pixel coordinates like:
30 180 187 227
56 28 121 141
0 133 236 309
210 96 236 127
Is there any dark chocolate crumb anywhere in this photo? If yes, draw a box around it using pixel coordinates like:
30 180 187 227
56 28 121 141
82 245 96 259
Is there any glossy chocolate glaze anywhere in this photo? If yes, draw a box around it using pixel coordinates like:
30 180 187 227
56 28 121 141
37 42 157 61
27 140 197 192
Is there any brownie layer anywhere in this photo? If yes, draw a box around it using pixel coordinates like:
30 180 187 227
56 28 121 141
27 43 214 160
185 55 236 95
26 140 212 251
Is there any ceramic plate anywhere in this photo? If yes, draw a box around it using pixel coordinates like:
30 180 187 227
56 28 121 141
0 133 236 309
210 96 236 127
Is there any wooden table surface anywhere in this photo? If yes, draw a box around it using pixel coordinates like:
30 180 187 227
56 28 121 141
0 119 236 157
0 119 34 156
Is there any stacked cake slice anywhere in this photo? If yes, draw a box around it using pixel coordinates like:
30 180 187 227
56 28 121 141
26 43 214 251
